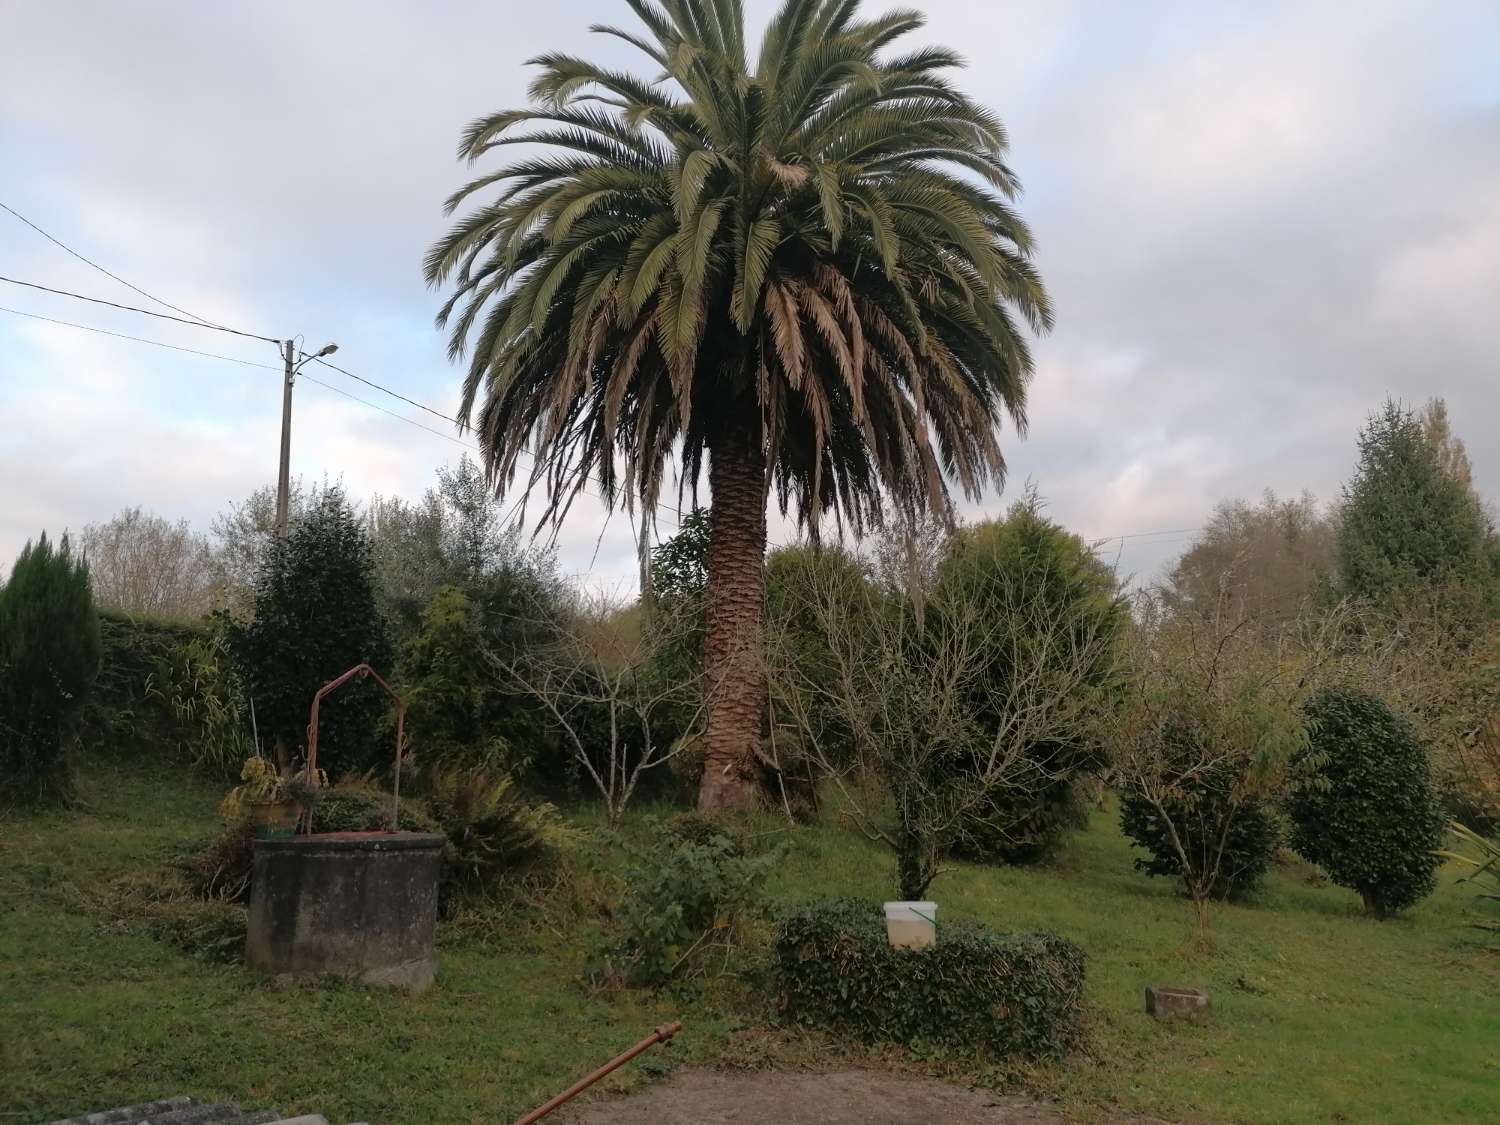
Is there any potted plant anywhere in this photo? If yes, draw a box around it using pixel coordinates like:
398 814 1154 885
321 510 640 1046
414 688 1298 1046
222 757 323 838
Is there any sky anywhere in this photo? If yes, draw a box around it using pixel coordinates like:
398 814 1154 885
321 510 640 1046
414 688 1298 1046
2 0 1497 590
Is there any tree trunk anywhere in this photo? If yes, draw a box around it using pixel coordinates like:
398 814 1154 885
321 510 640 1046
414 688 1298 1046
696 430 767 811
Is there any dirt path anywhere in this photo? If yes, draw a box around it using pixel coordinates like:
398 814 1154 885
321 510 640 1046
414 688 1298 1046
558 1068 1154 1124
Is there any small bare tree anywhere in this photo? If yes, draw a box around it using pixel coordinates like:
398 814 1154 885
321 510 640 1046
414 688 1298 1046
768 555 1118 900
1109 591 1347 940
486 592 707 824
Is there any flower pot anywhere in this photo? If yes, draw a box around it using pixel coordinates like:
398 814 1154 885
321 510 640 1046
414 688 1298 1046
883 901 937 949
248 798 299 839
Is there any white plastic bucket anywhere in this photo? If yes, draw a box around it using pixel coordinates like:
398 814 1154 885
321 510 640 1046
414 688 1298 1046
883 901 937 949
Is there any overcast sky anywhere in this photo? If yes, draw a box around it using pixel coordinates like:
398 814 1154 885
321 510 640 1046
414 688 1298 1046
2 0 1497 590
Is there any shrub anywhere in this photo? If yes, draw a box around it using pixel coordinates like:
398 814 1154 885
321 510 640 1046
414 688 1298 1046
1288 689 1444 917
1440 809 1500 946
774 898 1086 1058
597 822 781 987
421 763 573 892
1119 773 1280 900
0 533 101 806
934 497 1127 866
312 783 442 835
229 488 392 778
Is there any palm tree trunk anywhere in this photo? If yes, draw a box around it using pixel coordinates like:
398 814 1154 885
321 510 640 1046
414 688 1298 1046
697 430 767 811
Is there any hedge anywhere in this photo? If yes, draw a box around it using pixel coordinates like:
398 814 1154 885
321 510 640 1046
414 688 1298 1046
84 610 208 752
773 898 1086 1057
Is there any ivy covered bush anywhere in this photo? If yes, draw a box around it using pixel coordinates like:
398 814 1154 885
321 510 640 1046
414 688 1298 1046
774 898 1086 1058
1288 688 1443 918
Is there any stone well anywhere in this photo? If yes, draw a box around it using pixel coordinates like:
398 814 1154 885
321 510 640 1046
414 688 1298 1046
247 832 444 992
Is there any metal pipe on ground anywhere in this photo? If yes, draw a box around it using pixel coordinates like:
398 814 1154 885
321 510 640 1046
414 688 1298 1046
514 1021 682 1125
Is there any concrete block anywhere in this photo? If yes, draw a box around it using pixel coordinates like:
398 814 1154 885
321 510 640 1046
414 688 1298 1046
1145 984 1210 1022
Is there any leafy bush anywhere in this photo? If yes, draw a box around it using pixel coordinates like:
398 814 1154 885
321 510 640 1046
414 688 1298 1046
934 496 1127 865
0 533 101 806
312 782 442 835
229 488 392 778
1119 773 1280 900
774 898 1086 1058
421 763 573 893
1288 689 1443 917
399 581 558 780
597 822 781 987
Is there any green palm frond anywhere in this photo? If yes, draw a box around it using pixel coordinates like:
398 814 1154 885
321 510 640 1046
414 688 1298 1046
427 0 1050 536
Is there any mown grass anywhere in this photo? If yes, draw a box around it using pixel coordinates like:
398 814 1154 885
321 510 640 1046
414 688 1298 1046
3 762 1497 1123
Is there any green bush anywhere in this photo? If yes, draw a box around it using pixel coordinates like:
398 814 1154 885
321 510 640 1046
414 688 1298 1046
774 898 1086 1057
312 784 443 835
421 763 573 893
0 533 101 806
1288 689 1444 917
1119 770 1280 900
229 488 392 778
934 496 1127 865
598 822 781 987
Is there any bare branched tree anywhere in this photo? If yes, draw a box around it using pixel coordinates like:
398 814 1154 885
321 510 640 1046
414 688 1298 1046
768 557 1117 900
485 593 708 824
81 507 214 619
1109 591 1349 940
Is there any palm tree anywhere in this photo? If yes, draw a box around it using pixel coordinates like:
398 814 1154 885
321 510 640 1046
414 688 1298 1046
425 0 1051 810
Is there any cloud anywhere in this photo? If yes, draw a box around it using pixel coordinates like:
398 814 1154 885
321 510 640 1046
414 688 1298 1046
2 0 1498 591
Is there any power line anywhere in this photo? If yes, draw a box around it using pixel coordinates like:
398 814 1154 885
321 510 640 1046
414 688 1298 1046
1 199 229 331
297 371 484 452
0 305 281 369
309 354 460 426
0 274 281 344
0 299 679 532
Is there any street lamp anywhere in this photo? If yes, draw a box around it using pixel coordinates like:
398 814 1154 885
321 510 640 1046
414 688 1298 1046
274 340 340 538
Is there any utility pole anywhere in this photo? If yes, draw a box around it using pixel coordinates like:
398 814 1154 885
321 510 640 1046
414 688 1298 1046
274 340 296 539
274 340 339 540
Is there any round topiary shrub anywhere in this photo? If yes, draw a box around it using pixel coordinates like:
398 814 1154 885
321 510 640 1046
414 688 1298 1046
1119 765 1280 900
1287 688 1443 918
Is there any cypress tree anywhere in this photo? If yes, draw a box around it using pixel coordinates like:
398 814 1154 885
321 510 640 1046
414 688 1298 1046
0 532 101 806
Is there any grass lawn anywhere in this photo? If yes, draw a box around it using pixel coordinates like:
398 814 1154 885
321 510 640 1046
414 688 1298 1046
3 762 1497 1123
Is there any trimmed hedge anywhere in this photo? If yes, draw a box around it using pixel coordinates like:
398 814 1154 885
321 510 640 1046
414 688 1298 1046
774 898 1086 1057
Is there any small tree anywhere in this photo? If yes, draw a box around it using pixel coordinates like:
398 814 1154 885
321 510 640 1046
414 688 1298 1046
230 488 392 778
1288 688 1443 917
400 574 562 781
487 592 707 823
1117 730 1281 900
1111 593 1340 938
0 533 101 806
770 553 1117 901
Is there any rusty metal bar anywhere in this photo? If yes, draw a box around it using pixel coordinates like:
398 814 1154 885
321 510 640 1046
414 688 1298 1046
302 662 408 832
514 1021 682 1125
